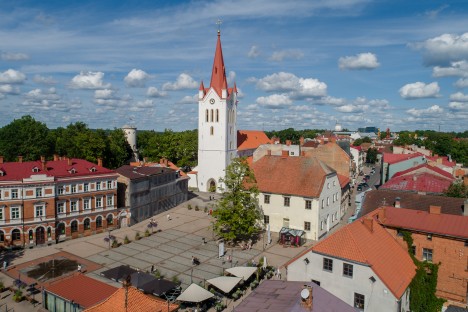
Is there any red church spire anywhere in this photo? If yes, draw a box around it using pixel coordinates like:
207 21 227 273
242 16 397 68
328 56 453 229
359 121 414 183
209 29 228 98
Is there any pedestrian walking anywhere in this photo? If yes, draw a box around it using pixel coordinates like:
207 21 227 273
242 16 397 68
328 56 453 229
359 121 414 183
77 264 82 272
3 260 7 271
167 214 171 221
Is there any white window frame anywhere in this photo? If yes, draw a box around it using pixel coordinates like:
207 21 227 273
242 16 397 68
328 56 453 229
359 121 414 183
0 207 4 221
57 202 65 214
96 197 103 208
70 200 78 212
107 181 112 189
106 195 113 207
11 206 20 220
305 200 312 210
96 182 101 191
84 183 89 192
71 184 77 193
57 186 64 195
35 205 45 218
83 198 91 210
11 188 18 199
36 188 42 197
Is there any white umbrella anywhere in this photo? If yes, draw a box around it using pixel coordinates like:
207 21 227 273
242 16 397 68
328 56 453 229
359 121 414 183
206 276 242 294
225 267 257 280
176 283 214 303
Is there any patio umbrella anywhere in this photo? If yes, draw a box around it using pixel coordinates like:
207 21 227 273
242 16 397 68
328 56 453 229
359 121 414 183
225 267 257 280
206 276 242 294
100 265 137 282
176 283 214 303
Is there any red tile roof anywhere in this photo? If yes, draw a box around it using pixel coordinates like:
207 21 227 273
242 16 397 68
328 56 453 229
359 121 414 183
46 273 118 308
209 31 229 98
337 173 350 188
392 163 454 179
0 158 115 181
377 206 468 239
383 152 424 165
350 145 362 151
308 215 416 298
380 172 453 194
425 155 457 167
237 130 271 151
84 286 178 312
251 155 335 197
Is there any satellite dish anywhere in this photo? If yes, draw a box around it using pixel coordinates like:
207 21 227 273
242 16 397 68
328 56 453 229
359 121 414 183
301 288 310 299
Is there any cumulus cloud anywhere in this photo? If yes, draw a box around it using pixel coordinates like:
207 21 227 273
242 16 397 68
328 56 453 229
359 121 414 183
269 49 304 62
448 101 468 111
33 74 57 85
162 73 197 91
406 105 443 117
129 99 154 111
335 104 369 113
69 71 111 89
455 78 468 88
20 88 79 112
178 94 198 104
248 45 260 58
1 51 29 61
450 92 468 102
92 89 131 111
0 69 26 84
411 32 468 66
0 84 20 95
94 89 115 99
146 86 167 98
256 94 292 108
399 82 440 99
432 61 468 77
227 71 236 85
255 72 327 97
338 52 380 70
124 69 150 87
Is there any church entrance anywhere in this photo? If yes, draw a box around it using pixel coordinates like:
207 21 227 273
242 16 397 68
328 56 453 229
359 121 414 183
208 179 216 192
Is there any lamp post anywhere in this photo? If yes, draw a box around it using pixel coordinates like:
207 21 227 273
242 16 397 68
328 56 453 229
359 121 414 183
103 230 115 249
147 218 158 234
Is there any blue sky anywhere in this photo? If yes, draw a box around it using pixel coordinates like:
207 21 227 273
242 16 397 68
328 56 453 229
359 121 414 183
0 0 467 132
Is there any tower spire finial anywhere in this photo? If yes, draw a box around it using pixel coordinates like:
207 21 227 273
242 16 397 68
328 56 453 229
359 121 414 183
216 18 222 34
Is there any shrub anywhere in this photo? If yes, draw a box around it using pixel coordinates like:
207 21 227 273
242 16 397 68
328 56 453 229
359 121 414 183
13 289 23 302
111 240 119 248
153 269 163 279
172 276 180 284
187 204 192 210
195 206 200 211
135 232 141 241
144 229 150 237
124 236 130 244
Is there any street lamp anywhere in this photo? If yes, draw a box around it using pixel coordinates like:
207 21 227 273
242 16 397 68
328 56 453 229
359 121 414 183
103 230 115 249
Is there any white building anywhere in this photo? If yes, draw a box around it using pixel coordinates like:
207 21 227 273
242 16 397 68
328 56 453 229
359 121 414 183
350 145 364 176
252 153 341 241
285 215 416 312
122 125 139 161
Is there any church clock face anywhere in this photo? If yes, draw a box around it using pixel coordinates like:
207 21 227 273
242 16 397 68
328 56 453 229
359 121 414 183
209 98 215 104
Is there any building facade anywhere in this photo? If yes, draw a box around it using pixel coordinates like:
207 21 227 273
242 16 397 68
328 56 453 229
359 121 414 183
0 156 119 247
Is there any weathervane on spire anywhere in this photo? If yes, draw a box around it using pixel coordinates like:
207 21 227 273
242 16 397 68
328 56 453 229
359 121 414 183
216 18 222 33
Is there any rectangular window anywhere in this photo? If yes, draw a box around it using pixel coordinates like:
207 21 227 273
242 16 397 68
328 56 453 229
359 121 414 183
343 263 354 278
11 189 18 199
107 195 113 207
264 194 270 204
321 199 324 209
284 197 290 207
35 206 44 218
354 293 365 310
96 182 101 191
0 208 3 220
304 221 311 231
264 215 270 224
11 207 20 219
327 197 330 206
58 186 64 195
57 202 65 214
323 258 333 272
71 184 77 193
422 248 433 262
96 197 102 208
70 201 78 212
84 183 89 192
36 188 42 197
305 200 311 210
83 199 90 210
107 181 112 189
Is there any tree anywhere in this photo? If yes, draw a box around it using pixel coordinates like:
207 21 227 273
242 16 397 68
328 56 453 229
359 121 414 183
366 148 378 164
104 129 133 168
212 158 262 243
443 181 468 198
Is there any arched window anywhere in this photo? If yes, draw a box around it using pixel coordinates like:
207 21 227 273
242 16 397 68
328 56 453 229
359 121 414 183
0 231 4 242
47 227 51 238
84 218 91 230
71 220 78 233
96 216 103 228
106 214 114 226
205 109 209 122
210 126 214 136
12 229 21 241
216 109 219 122
210 109 214 122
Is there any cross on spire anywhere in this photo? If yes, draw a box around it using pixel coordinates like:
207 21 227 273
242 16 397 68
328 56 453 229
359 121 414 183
216 18 222 33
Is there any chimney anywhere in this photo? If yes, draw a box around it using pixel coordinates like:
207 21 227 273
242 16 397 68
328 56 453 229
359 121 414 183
464 199 468 217
429 205 441 215
286 140 292 146
97 158 102 167
41 156 46 171
362 218 374 233
160 158 168 167
0 156 3 164
394 197 401 208
68 157 72 166
281 150 289 157
377 207 386 221
299 136 304 146
53 154 59 161
331 137 337 143
18 156 23 163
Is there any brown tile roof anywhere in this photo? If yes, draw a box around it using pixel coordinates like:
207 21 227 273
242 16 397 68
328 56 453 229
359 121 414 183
310 215 416 299
45 273 118 308
337 174 350 188
116 165 174 180
84 286 178 312
251 155 335 197
302 142 350 179
377 206 468 239
237 130 271 151
361 190 465 216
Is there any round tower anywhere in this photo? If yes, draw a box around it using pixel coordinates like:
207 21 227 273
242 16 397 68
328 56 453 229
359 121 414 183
122 125 139 161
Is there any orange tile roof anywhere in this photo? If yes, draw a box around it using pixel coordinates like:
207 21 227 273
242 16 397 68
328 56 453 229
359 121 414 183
337 173 350 188
84 286 178 312
377 206 468 239
308 215 416 298
237 130 271 151
251 155 335 197
45 273 118 308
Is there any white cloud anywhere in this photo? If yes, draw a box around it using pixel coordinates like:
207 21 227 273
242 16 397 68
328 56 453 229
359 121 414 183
335 104 369 113
1 51 29 61
338 52 380 70
0 69 26 84
412 32 468 66
256 94 292 108
69 71 111 89
0 84 20 95
455 78 468 88
129 99 155 111
399 82 440 99
94 89 115 99
248 45 260 58
406 105 443 117
256 72 327 97
124 69 150 87
227 71 236 85
162 73 197 91
33 74 57 85
146 86 167 98
178 94 197 104
269 49 304 62
424 4 448 19
450 92 468 102
432 61 468 77
313 96 346 106
448 101 468 111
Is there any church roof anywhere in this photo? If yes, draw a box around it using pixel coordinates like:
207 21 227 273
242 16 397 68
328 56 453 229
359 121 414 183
209 30 229 98
237 130 270 151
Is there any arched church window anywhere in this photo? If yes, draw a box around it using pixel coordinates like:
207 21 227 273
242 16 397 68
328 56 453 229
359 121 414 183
206 109 209 122
216 109 219 122
211 109 214 122
210 126 214 136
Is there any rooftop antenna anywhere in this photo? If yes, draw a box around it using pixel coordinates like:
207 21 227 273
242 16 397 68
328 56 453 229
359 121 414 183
216 18 222 33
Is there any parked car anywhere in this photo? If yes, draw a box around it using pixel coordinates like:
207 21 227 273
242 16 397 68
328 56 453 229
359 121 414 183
362 183 369 188
357 186 363 191
365 175 370 179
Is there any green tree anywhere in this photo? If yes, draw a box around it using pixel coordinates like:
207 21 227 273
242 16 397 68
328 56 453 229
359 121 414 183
104 129 133 168
366 148 378 164
443 181 468 198
212 158 262 243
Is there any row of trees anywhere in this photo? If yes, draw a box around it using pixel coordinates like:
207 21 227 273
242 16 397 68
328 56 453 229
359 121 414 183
265 128 323 144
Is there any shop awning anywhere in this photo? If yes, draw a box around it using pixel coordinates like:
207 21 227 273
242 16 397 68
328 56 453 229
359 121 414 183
225 267 257 280
279 227 305 237
206 276 242 294
176 283 214 303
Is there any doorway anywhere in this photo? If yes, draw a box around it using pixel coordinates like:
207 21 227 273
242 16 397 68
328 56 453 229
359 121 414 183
36 227 45 245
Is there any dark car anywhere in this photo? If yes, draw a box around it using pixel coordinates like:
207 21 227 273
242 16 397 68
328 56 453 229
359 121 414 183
365 175 370 179
357 186 363 191
362 183 369 188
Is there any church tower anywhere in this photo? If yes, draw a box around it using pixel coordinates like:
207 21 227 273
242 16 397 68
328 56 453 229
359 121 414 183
197 28 237 192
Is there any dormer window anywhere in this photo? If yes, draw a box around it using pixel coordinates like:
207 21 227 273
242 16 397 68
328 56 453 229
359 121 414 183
68 168 77 174
32 167 40 173
89 167 97 172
